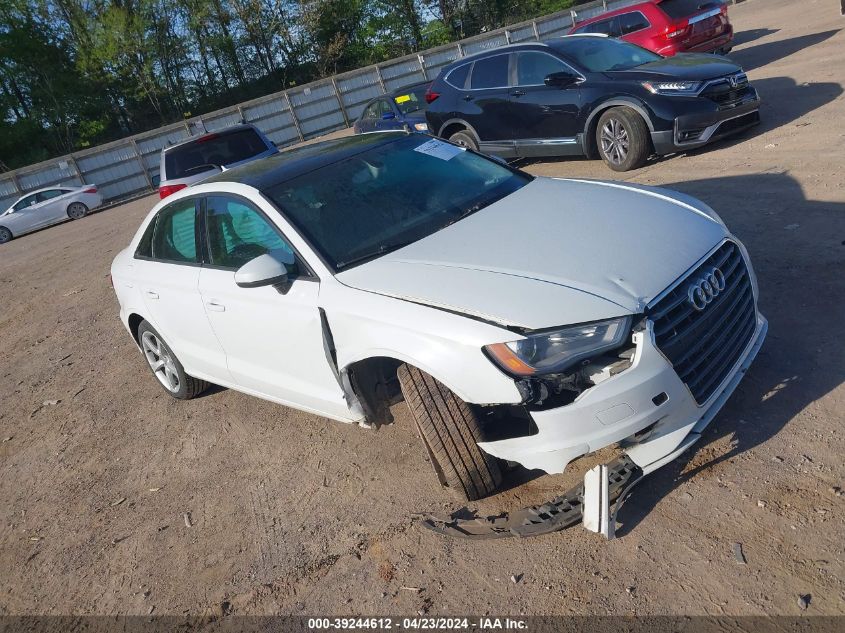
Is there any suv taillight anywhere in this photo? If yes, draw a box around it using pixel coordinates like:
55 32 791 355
663 22 690 40
83 186 98 194
424 89 440 104
159 183 187 199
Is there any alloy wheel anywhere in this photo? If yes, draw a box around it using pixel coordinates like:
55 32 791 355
141 331 180 393
600 118 630 165
68 203 87 219
0 227 11 244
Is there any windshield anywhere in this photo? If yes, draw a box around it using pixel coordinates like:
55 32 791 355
393 86 428 115
557 38 661 72
164 128 271 180
264 136 530 271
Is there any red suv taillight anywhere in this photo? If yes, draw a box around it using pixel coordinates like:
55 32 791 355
663 22 691 40
159 183 187 199
83 186 98 194
424 89 440 104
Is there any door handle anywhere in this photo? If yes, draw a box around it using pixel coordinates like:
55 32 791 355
144 290 159 300
205 300 226 312
510 90 525 97
462 94 473 101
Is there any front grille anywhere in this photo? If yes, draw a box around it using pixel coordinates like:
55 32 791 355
648 241 756 404
702 73 753 109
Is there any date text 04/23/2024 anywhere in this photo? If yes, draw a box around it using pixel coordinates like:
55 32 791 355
307 617 528 630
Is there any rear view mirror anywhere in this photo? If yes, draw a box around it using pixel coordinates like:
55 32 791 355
381 112 396 120
545 71 579 88
235 251 295 294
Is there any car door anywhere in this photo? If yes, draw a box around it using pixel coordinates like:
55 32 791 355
35 189 71 223
134 196 230 381
197 194 352 420
6 194 45 234
462 53 514 154
372 99 400 131
509 51 584 157
358 101 380 132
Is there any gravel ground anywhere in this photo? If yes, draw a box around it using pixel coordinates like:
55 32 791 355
1 0 843 618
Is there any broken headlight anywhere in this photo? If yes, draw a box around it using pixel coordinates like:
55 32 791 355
484 316 632 377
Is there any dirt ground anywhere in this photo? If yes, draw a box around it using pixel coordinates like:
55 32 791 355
1 0 844 619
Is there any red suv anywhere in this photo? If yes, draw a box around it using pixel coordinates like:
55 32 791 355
569 0 733 57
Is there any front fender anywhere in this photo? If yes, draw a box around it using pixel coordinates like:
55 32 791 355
321 281 522 405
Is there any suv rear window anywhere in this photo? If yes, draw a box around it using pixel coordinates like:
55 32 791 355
164 128 270 180
470 55 509 89
658 0 723 19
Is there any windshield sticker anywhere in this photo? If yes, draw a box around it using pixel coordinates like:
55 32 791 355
395 94 411 103
413 139 465 161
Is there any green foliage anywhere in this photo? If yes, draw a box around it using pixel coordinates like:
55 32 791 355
0 0 585 169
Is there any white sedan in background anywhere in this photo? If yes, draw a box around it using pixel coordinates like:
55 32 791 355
0 184 103 244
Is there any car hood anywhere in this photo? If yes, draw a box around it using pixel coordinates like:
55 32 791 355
606 54 741 82
335 177 728 330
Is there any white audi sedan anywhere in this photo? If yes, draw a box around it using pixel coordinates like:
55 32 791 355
111 132 766 503
0 184 102 244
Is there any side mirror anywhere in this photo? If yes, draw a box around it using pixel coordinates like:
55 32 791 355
381 111 396 120
235 251 296 294
544 71 579 88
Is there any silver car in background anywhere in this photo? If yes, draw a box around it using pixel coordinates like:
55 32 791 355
157 124 277 199
0 184 102 244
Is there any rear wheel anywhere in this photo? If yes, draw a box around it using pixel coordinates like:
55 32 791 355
67 202 89 220
137 320 209 400
397 363 502 501
0 227 12 244
448 130 479 152
596 107 651 172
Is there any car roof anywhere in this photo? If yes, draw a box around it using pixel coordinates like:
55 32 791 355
203 131 408 190
16 184 77 199
438 35 609 72
572 0 656 24
162 123 258 154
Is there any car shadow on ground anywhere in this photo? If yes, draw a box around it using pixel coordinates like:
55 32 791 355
731 28 779 48
612 172 845 536
729 29 840 72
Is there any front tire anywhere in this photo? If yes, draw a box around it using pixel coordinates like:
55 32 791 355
0 226 12 244
397 364 502 501
596 107 651 172
448 130 479 152
67 202 89 220
137 320 209 400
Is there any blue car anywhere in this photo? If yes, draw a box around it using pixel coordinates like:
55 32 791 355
353 82 431 134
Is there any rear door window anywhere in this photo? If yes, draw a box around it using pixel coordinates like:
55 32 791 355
151 198 199 263
164 128 270 180
576 17 621 37
618 11 651 34
36 189 65 202
470 55 510 89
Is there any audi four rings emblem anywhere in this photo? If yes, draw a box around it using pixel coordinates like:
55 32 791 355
687 267 727 311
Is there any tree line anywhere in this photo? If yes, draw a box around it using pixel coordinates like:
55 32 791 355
0 0 585 170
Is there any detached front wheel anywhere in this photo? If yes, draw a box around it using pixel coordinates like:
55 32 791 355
597 107 651 172
397 364 502 501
